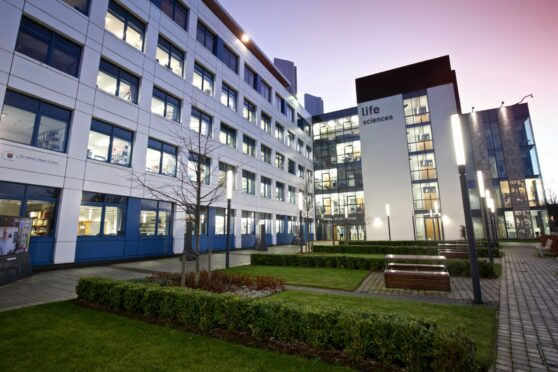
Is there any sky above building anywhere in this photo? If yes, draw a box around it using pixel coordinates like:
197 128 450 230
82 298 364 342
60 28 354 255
219 0 558 194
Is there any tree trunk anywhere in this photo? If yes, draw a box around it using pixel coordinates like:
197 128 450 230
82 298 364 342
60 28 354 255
180 241 187 287
194 206 201 288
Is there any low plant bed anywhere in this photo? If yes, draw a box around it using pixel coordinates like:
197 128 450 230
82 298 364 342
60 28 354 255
141 270 284 297
76 277 479 371
346 240 498 248
224 265 369 291
314 244 501 258
251 254 500 278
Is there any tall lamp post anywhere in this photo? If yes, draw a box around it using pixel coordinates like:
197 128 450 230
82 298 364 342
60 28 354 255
385 204 391 241
331 207 335 246
477 171 493 259
433 201 442 241
225 170 233 268
486 190 497 262
344 205 349 244
451 114 483 304
298 191 304 253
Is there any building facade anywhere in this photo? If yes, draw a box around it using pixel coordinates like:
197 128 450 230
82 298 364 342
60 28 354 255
0 0 313 267
313 56 548 241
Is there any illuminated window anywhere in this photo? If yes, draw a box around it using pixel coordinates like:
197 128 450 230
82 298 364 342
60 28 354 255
105 1 145 51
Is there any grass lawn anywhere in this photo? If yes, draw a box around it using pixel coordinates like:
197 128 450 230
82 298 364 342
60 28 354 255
224 265 369 291
265 290 497 370
0 301 348 372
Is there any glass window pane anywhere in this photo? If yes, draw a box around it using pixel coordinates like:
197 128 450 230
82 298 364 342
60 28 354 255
125 23 143 50
97 70 118 96
157 210 170 235
0 199 21 217
192 71 203 90
103 206 123 235
78 205 102 236
156 45 169 67
151 96 165 116
15 25 49 64
36 115 67 152
87 131 110 161
170 54 183 76
118 79 132 102
0 104 36 145
110 137 131 166
162 152 177 176
146 148 161 173
26 200 55 236
105 12 125 40
139 210 156 236
51 39 81 77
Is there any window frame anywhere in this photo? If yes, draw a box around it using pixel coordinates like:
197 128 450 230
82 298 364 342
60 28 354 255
196 21 216 53
242 135 256 157
146 138 178 177
78 192 127 238
63 0 90 15
260 176 272 199
190 107 213 137
139 199 173 237
221 45 239 73
97 59 140 104
106 0 146 51
150 0 189 30
193 62 215 96
152 86 181 123
220 83 237 112
261 144 272 164
156 35 185 76
243 99 256 123
219 123 237 148
242 170 256 195
87 119 133 167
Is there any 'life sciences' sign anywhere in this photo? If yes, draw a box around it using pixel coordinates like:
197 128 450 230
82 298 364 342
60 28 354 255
359 103 394 126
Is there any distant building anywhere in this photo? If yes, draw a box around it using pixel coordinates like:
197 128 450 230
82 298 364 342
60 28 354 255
304 94 324 116
273 58 297 96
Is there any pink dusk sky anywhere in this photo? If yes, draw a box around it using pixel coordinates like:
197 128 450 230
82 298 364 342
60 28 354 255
220 0 558 194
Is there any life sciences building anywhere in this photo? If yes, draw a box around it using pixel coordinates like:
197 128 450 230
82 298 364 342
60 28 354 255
0 0 549 269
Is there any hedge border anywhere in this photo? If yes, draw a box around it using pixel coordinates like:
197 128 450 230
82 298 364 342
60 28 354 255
347 240 499 248
250 254 499 278
313 244 501 258
76 277 478 371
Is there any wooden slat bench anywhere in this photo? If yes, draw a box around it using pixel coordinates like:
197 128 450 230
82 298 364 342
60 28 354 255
384 254 451 292
438 243 469 259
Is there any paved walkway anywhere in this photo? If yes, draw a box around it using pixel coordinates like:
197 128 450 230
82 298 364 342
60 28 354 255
495 245 558 371
0 246 299 312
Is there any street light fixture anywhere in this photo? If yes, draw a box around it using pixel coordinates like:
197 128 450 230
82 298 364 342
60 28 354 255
298 191 304 253
385 203 391 241
451 114 483 304
477 171 493 258
344 205 349 245
225 170 233 268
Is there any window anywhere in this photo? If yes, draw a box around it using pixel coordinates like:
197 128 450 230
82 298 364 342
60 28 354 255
275 182 285 201
288 159 296 175
219 123 236 148
275 94 284 113
156 36 184 76
97 59 139 103
150 0 188 30
215 208 235 234
16 16 82 77
409 153 437 181
63 0 90 15
0 90 71 152
241 211 255 234
218 162 235 188
151 87 181 122
190 108 212 136
306 145 312 160
259 80 271 102
261 144 271 164
275 123 284 142
275 215 285 234
243 99 256 123
220 45 238 73
275 152 284 170
139 199 172 236
0 182 59 237
196 21 216 53
87 119 133 166
260 112 272 134
406 125 433 153
288 186 297 204
220 83 237 111
242 135 256 157
403 95 430 125
287 131 295 148
242 170 255 195
193 63 214 96
146 138 177 176
187 152 211 185
260 177 272 199
297 140 304 154
298 165 305 179
78 192 126 236
286 105 295 122
188 207 208 235
105 1 145 51
244 65 256 89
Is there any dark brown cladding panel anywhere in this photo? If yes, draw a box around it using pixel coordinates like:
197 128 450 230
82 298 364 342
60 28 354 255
355 55 460 108
201 0 290 88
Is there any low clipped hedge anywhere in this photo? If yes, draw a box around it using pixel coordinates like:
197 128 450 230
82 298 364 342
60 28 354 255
314 244 501 258
76 277 478 371
250 254 499 278
347 240 499 248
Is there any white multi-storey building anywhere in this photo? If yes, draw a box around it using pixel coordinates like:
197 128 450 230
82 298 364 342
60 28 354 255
0 0 313 267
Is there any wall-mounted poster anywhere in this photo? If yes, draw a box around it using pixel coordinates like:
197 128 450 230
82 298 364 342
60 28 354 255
0 216 33 286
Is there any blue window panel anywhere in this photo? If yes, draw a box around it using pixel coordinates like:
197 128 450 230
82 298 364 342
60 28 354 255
151 0 188 30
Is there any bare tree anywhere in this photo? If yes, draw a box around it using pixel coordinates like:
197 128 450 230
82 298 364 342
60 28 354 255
133 126 224 287
302 172 315 252
546 188 558 205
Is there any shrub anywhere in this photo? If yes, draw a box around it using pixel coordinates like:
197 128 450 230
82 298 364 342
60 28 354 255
143 270 284 293
250 254 499 278
347 240 498 248
313 244 501 258
76 277 478 371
